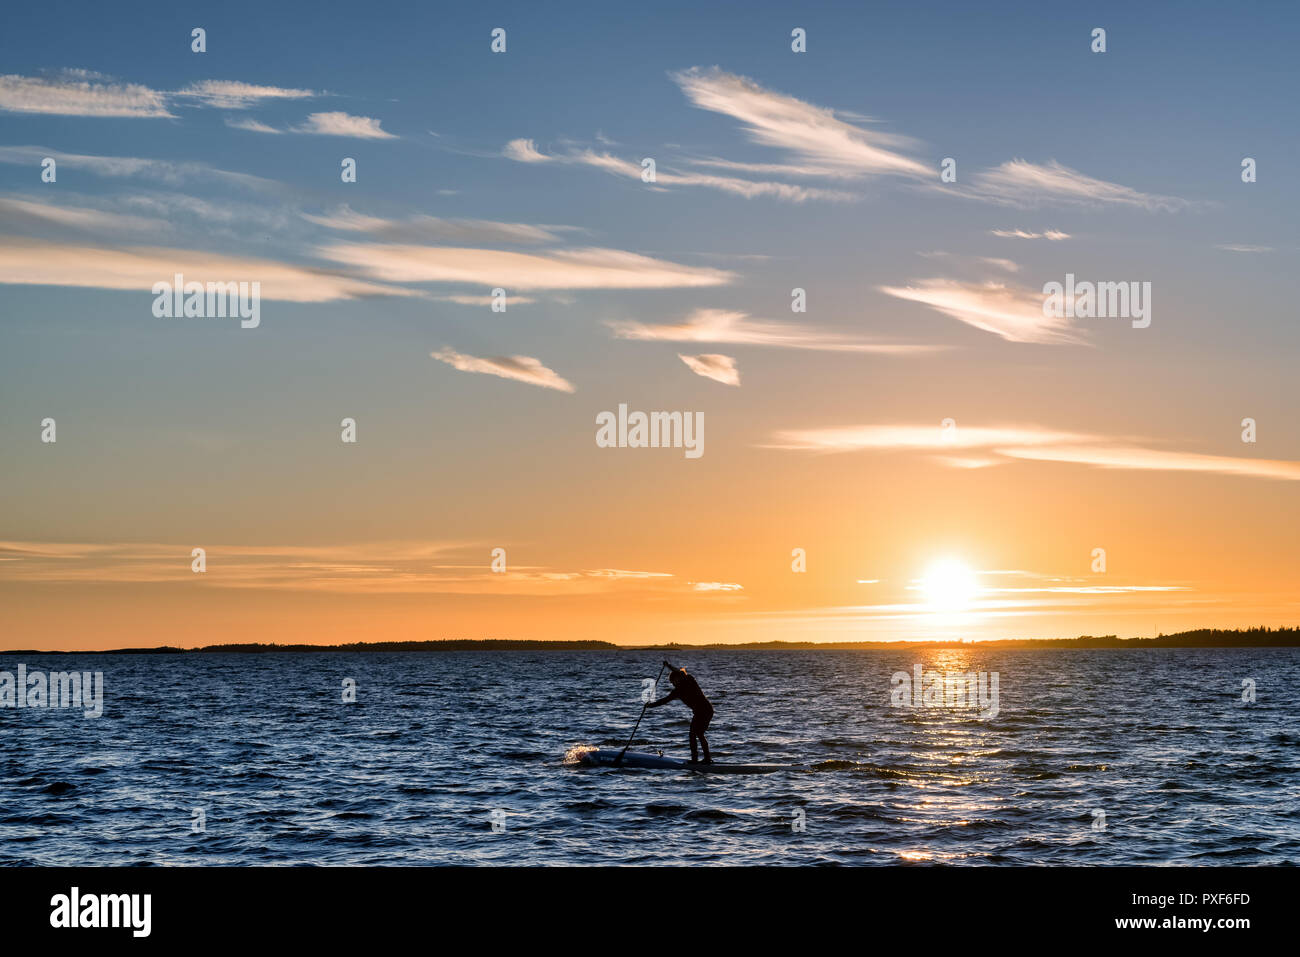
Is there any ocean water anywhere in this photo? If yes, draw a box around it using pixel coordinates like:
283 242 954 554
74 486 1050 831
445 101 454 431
1 649 1297 866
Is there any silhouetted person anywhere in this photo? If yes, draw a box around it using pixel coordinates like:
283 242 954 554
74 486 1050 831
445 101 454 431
647 662 713 764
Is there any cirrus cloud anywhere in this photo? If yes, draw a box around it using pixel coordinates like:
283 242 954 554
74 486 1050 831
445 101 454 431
319 244 733 290
679 353 740 386
0 71 172 117
879 278 1083 344
968 159 1191 211
179 80 316 109
430 347 575 392
503 138 854 202
609 307 938 354
0 540 684 596
0 237 418 302
292 111 395 139
302 205 568 244
765 422 1300 482
990 228 1071 240
671 66 931 180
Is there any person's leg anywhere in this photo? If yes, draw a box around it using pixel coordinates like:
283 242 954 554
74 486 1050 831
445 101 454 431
689 713 703 762
698 708 713 763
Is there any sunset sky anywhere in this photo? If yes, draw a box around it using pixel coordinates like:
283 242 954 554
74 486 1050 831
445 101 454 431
2 1 1297 649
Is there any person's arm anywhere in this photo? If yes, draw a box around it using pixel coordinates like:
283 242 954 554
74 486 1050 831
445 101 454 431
646 687 680 708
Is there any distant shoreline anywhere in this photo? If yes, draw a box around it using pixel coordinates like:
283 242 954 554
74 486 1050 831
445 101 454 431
4 627 1298 654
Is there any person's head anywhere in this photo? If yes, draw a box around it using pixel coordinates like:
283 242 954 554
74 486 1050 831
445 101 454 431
668 667 686 686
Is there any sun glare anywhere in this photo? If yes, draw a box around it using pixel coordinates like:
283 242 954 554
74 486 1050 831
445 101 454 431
919 558 980 612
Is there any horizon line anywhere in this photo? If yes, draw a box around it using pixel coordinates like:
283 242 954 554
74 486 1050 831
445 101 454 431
4 626 1298 655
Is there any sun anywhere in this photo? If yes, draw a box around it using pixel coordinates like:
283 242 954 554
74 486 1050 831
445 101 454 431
919 558 980 612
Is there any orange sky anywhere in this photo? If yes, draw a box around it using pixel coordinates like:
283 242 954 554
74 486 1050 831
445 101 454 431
2 11 1297 649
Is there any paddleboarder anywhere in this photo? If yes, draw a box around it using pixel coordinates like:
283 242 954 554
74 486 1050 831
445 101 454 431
646 662 713 764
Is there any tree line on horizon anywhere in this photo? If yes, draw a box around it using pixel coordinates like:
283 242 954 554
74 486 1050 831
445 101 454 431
6 626 1299 654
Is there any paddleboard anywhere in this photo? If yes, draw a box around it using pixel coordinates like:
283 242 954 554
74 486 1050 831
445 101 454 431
577 748 787 774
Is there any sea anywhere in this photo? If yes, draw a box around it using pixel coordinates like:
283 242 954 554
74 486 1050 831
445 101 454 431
2 649 1297 865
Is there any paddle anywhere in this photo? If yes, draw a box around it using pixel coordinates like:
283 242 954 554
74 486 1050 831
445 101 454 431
614 660 670 766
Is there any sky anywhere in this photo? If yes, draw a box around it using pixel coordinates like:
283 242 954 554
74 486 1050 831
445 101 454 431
1 0 1297 649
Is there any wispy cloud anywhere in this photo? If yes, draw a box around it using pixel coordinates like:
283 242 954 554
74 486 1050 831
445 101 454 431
990 228 1071 240
225 116 282 134
879 278 1082 344
608 307 938 353
671 66 931 180
503 138 549 163
292 111 395 139
0 237 418 302
666 69 1191 215
0 145 277 190
766 422 1300 482
766 424 1091 453
0 71 320 117
1214 243 1273 253
508 71 1193 217
977 570 1191 596
434 293 537 307
969 160 1190 211
679 353 740 386
999 444 1300 481
319 244 733 290
430 347 575 392
112 192 299 235
0 71 172 117
302 205 567 244
179 80 316 109
0 541 683 595
0 191 303 247
0 196 160 234
503 139 854 202
2 191 298 243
